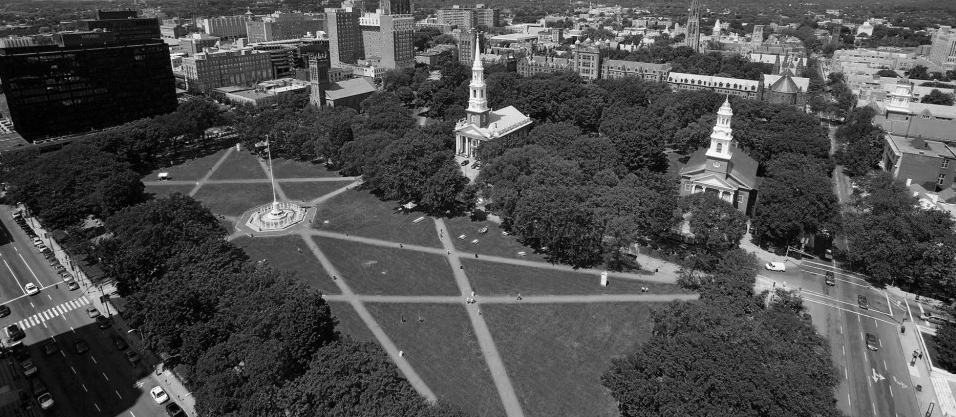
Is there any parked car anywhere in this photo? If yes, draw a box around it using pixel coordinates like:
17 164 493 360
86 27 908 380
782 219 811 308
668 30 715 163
765 262 786 272
823 249 834 260
459 159 470 166
37 392 53 410
858 295 868 310
150 387 169 404
112 336 128 351
20 359 37 377
0 305 10 318
825 271 835 286
165 402 186 417
865 333 879 351
125 350 140 365
73 339 89 354
64 279 79 291
95 316 111 329
35 244 46 252
54 265 66 273
31 237 41 247
6 324 24 341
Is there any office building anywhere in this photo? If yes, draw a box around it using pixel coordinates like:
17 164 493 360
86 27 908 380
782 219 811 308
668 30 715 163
601 60 670 82
180 33 221 55
437 5 499 32
202 15 251 39
0 26 176 141
667 72 762 100
360 11 414 69
246 12 325 43
181 48 274 92
456 29 483 66
929 26 956 70
380 0 411 15
326 7 364 66
76 9 161 42
250 36 329 77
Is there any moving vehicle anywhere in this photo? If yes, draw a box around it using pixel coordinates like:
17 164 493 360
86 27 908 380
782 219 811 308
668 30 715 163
87 307 101 318
858 295 868 310
765 262 786 272
825 271 835 286
73 339 89 354
24 283 38 296
150 387 169 404
6 325 24 341
865 333 879 351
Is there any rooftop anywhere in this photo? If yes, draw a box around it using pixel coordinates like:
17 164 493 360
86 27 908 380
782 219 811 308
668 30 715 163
886 134 956 158
325 77 376 100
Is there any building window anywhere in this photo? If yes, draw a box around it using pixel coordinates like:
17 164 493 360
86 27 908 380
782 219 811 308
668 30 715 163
944 159 951 169
737 193 743 204
716 143 722 153
684 182 693 192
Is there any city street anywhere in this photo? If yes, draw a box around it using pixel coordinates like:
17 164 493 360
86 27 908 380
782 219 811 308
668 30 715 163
0 207 174 417
760 258 922 417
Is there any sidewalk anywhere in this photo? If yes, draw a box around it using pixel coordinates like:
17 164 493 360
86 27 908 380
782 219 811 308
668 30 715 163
20 210 196 416
887 287 949 417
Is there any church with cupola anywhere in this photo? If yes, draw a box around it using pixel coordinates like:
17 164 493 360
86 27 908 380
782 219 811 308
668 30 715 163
678 97 759 215
454 34 533 181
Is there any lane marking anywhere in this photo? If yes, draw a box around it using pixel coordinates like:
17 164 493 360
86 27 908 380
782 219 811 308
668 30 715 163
94 403 100 412
872 402 877 414
848 393 851 407
890 385 893 397
70 366 76 374
102 373 108 381
115 390 122 399
16 253 41 283
91 356 97 364
800 298 898 325
2 259 25 293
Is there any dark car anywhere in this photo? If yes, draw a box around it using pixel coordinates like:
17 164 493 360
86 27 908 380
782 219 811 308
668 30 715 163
865 333 879 351
95 315 111 329
6 324 24 341
11 342 28 361
42 341 58 356
112 336 128 351
49 259 60 267
73 339 89 354
858 295 868 310
459 159 469 166
124 350 140 365
825 271 835 286
0 305 10 318
165 402 186 417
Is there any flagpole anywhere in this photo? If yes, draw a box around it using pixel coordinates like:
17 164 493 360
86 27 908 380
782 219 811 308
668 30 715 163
266 135 279 214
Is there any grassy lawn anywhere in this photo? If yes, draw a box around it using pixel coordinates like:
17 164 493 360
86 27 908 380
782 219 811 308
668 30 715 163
145 147 231 182
233 235 340 294
484 303 661 417
327 301 376 343
192 183 274 217
312 190 443 248
280 181 352 203
443 216 549 263
210 150 268 180
366 303 505 417
144 184 195 199
461 258 685 297
271 158 342 179
313 236 460 296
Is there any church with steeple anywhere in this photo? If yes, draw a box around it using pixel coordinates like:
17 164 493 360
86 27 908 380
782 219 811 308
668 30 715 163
454 34 533 181
678 98 760 215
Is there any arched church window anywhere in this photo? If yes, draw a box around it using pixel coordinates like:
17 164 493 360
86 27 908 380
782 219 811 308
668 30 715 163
716 142 723 153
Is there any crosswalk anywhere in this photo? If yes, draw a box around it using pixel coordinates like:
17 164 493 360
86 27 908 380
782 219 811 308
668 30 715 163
17 296 91 329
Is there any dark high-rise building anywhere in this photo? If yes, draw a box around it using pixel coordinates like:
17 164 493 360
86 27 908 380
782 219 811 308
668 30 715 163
0 11 176 141
381 0 411 15
685 0 702 52
76 9 162 43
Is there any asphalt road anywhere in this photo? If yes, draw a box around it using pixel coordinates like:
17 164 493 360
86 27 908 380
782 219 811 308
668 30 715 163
761 260 920 417
0 207 170 417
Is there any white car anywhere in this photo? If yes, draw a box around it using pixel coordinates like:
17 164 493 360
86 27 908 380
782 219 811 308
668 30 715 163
37 392 53 410
765 262 786 272
150 386 169 404
24 283 39 295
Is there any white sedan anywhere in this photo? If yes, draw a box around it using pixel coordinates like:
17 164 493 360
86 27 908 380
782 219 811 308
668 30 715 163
765 262 786 272
24 283 39 295
150 386 169 404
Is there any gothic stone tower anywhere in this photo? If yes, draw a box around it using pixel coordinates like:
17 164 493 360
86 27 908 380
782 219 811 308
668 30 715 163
685 0 702 52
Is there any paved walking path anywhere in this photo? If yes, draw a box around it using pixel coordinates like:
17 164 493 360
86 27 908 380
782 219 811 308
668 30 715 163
300 231 437 402
145 177 359 186
433 218 525 417
188 146 234 197
303 229 678 284
308 180 361 206
323 293 699 304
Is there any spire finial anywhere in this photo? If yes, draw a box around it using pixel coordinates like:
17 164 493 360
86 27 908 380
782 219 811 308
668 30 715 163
472 33 483 70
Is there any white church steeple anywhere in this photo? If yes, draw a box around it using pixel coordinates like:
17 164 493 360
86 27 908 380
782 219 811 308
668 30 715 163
466 34 490 128
706 97 734 161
